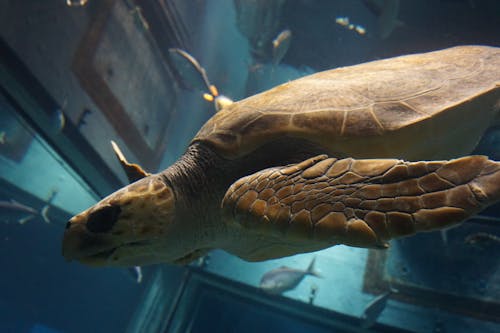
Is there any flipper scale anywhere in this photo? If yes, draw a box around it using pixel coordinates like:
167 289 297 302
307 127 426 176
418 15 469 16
222 155 500 249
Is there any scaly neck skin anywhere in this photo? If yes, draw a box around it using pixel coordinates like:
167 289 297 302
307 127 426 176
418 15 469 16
159 139 329 253
159 143 233 247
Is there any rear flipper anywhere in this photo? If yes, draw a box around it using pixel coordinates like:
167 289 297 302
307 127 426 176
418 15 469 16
222 155 500 249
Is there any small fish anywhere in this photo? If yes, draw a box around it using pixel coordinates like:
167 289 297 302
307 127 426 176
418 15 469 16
41 189 58 224
360 288 397 328
308 283 319 304
169 48 211 92
335 17 350 27
194 253 211 269
131 6 149 31
272 29 292 66
335 17 367 36
464 232 500 247
169 48 233 112
0 200 39 216
0 131 6 144
18 215 36 225
354 25 367 35
202 85 234 112
0 200 39 225
53 98 67 132
56 110 66 131
41 205 51 224
439 214 500 247
58 112 66 131
0 189 57 224
259 257 321 295
66 0 88 7
126 266 143 284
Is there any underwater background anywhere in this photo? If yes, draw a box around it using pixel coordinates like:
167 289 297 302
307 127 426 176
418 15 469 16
1 0 500 332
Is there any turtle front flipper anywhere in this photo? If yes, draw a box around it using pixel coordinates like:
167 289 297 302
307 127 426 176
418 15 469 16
222 155 500 250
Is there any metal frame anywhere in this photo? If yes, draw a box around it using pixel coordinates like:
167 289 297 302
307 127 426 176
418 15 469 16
161 267 409 333
0 37 122 198
363 241 500 323
71 0 176 170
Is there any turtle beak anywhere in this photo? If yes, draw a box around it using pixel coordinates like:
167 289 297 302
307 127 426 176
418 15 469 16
62 211 119 266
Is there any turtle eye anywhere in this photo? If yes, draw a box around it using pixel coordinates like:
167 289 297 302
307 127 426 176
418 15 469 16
86 205 121 233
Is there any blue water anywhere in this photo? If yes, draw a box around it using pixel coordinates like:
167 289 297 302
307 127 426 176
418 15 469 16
1 1 499 332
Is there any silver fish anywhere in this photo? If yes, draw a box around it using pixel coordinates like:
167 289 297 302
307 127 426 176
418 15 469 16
0 189 57 224
440 214 500 246
465 232 500 248
335 17 350 27
126 266 143 284
168 48 212 93
0 200 39 215
18 215 36 225
57 110 66 131
50 98 67 132
66 0 88 7
168 48 233 112
361 289 397 328
272 29 292 66
308 283 319 304
259 257 321 294
0 200 39 225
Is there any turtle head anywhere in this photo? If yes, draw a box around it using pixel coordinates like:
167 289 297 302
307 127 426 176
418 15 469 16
62 175 181 267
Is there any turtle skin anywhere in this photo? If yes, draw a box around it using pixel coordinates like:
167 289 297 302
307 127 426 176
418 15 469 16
221 155 500 261
62 46 500 267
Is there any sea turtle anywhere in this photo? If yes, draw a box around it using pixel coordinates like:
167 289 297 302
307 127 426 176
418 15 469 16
62 45 500 267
